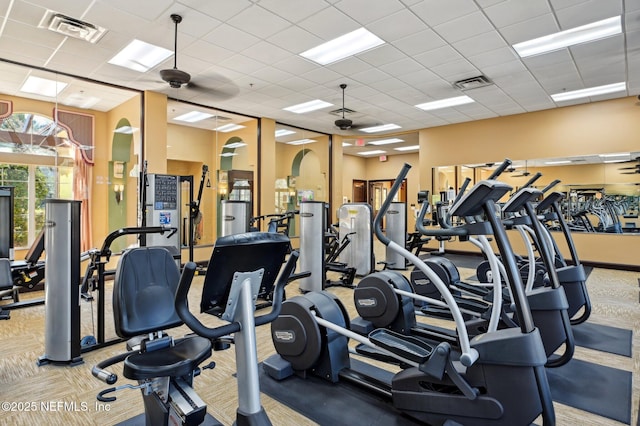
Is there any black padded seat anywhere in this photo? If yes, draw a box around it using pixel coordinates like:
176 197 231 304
123 336 212 381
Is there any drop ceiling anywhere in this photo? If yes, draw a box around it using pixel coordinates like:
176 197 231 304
0 0 638 156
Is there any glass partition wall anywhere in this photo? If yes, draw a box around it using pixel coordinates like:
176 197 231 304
0 60 142 255
274 124 330 238
166 100 258 248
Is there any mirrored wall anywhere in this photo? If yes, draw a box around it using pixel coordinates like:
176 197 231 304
0 60 142 254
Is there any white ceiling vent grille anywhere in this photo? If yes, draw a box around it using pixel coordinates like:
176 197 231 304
453 75 493 91
38 10 107 44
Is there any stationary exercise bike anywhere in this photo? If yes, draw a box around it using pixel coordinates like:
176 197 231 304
265 163 555 425
92 232 298 425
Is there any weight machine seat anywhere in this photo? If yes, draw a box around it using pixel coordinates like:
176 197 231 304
123 336 211 381
113 247 183 338
0 259 13 292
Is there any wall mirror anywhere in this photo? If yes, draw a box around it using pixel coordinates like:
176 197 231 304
166 99 258 246
0 60 142 254
434 152 640 234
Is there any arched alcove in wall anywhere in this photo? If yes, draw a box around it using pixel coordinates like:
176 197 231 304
217 136 253 236
108 118 132 252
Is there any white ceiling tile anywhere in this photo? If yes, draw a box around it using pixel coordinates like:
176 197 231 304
480 60 528 79
367 8 429 42
499 13 559 44
99 0 173 21
452 31 508 57
626 0 640 12
625 9 640 31
409 0 479 27
4 19 63 49
176 0 252 21
271 55 318 74
226 5 291 39
203 24 261 51
349 67 393 85
82 3 155 36
378 57 425 77
328 57 373 75
0 35 55 64
430 59 479 81
267 26 323 54
297 6 359 39
399 68 443 87
484 0 551 28
467 46 519 69
555 0 623 29
278 76 317 94
549 0 589 10
475 0 507 7
257 0 328 23
335 0 405 25
414 45 464 69
433 12 495 44
218 54 267 75
240 41 292 65
6 0 48 26
358 45 406 67
159 8 223 39
182 40 236 63
522 49 573 69
18 0 94 18
301 67 344 85
392 28 446 56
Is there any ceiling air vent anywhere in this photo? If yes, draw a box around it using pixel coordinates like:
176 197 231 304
38 10 107 44
453 75 493 91
329 107 356 117
210 115 232 121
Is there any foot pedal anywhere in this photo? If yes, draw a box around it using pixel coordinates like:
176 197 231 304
368 329 433 364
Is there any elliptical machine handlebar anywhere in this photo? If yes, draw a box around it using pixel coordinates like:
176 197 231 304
487 158 512 180
373 163 479 366
373 164 411 246
542 179 561 193
522 172 543 188
174 253 299 339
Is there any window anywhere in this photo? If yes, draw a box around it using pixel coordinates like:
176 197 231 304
0 113 74 248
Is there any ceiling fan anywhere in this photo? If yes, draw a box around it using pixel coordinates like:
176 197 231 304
513 160 531 177
333 84 380 131
157 14 239 100
618 157 640 174
160 14 191 89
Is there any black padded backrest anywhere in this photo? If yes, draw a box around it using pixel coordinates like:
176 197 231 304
113 247 182 338
200 232 290 316
0 258 13 291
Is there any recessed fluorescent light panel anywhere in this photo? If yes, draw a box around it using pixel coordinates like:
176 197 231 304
551 82 626 102
415 96 474 111
513 16 622 58
108 39 173 72
287 138 316 145
224 142 247 149
599 152 629 158
395 145 420 152
173 111 214 123
545 160 572 165
275 129 296 137
369 138 404 146
114 126 139 134
603 159 628 163
214 124 245 132
20 76 67 97
220 152 237 157
283 100 333 114
342 142 352 147
358 150 386 156
359 124 401 133
300 27 385 65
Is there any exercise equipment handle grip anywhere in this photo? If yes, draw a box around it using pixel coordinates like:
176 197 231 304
542 179 561 193
175 262 242 339
487 158 512 180
255 251 299 326
522 172 542 188
374 163 411 246
91 351 132 384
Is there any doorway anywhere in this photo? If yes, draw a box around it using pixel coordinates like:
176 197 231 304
368 179 407 219
352 179 367 203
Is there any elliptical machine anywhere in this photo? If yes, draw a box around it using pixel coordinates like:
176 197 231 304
265 163 555 425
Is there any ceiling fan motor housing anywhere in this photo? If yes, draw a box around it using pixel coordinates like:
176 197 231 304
160 68 191 88
335 118 352 130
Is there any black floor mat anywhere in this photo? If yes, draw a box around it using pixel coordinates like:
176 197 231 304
572 322 632 357
259 361 420 426
546 358 632 424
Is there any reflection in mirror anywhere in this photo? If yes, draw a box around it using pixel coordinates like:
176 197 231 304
274 124 330 237
0 60 142 255
437 152 640 234
166 100 257 246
